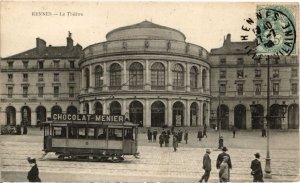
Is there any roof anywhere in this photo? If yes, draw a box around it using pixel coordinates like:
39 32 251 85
106 20 186 40
3 45 82 60
211 41 256 55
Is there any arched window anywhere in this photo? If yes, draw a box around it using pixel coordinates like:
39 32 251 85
110 101 121 115
110 63 121 90
190 66 198 90
95 66 103 89
85 68 90 89
67 106 77 114
94 102 103 115
129 62 143 89
6 106 16 125
84 103 89 114
151 62 165 90
173 64 184 89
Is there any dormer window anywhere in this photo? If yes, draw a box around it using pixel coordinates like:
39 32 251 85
22 61 28 69
53 60 60 68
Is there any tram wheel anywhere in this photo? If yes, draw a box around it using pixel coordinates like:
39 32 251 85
111 156 123 163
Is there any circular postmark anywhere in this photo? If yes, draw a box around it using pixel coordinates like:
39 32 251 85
256 7 296 56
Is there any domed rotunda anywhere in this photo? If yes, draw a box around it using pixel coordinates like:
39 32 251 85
79 21 210 127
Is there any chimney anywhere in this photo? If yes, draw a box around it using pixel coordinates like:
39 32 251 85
67 31 73 48
36 38 46 52
226 34 231 42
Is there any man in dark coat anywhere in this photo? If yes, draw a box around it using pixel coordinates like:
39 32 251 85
203 124 207 138
153 130 158 142
159 133 164 147
27 157 41 182
197 129 203 141
184 130 188 144
216 147 232 170
199 149 211 183
251 153 264 182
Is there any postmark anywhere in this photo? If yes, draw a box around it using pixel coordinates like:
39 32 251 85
241 5 297 57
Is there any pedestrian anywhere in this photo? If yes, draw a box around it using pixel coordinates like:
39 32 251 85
184 130 188 144
218 136 224 149
203 124 207 138
165 134 170 147
147 129 152 143
27 157 41 182
216 147 232 181
197 129 203 141
232 126 236 138
251 153 264 182
219 156 230 182
172 134 178 152
199 149 211 183
153 130 157 142
171 126 175 134
178 129 183 143
159 133 164 147
262 127 266 137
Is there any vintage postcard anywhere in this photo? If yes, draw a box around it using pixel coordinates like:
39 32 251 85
0 1 299 182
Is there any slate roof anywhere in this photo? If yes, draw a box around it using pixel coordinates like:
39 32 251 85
3 45 82 60
211 41 257 55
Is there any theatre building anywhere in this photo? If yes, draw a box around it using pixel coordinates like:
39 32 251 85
79 21 211 127
209 34 299 129
0 33 82 126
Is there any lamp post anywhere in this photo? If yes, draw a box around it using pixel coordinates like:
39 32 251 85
250 55 288 179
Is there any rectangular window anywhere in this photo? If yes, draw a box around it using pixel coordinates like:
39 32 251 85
54 73 59 82
255 69 261 78
8 87 13 98
38 73 44 82
8 74 13 82
274 57 280 64
273 69 279 78
237 84 243 95
255 84 261 95
38 87 43 97
237 70 244 79
53 60 60 68
23 61 28 69
23 73 28 82
273 83 279 95
69 73 75 82
8 62 13 69
23 87 28 98
69 61 75 69
38 61 44 69
69 87 75 98
219 70 226 79
237 58 244 65
220 58 226 65
219 84 226 95
292 83 298 95
54 86 59 97
292 68 298 77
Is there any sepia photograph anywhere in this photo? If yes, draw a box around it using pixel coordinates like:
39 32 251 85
0 1 299 182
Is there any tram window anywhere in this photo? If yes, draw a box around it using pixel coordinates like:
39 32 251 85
53 127 61 137
108 128 123 140
78 128 86 139
97 128 106 139
87 128 95 139
68 127 78 139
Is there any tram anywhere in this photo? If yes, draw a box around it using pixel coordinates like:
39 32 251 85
42 114 139 162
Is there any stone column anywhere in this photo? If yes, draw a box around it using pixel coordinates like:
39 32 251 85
80 69 86 94
31 111 37 126
186 63 190 92
80 102 84 114
167 100 173 126
246 109 252 129
122 61 128 90
122 99 128 115
0 111 6 125
198 101 203 126
167 61 172 91
282 115 288 129
103 62 108 91
207 69 210 92
207 102 211 127
145 99 151 127
185 100 190 126
16 110 21 125
88 65 94 93
102 101 108 115
89 101 94 114
145 60 151 90
199 66 203 93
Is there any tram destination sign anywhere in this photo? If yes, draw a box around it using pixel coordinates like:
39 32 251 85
52 113 125 123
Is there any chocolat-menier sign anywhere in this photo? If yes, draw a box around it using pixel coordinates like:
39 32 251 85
52 113 125 123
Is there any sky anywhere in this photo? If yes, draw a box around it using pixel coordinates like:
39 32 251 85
0 2 262 57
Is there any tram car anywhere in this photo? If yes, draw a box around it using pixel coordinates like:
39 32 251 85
42 115 139 162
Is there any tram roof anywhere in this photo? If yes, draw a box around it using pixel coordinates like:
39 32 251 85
42 121 138 127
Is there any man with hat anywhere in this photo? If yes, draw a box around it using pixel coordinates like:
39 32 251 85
199 149 211 183
216 147 232 180
27 157 41 182
250 153 264 182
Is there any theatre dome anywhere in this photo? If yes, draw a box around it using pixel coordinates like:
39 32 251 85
106 20 186 41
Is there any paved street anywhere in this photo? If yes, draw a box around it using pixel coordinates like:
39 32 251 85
1 127 299 182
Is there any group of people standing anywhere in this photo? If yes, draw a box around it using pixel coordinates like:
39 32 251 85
197 124 208 141
199 147 263 182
